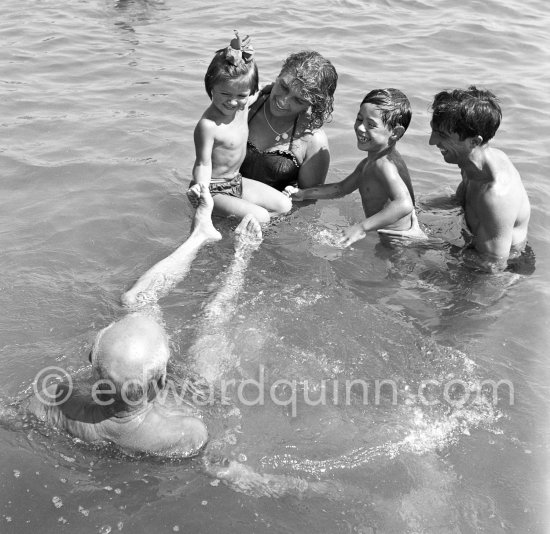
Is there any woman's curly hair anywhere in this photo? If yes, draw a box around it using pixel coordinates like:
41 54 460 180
280 51 338 130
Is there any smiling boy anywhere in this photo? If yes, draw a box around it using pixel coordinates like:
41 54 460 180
286 88 425 247
429 86 530 272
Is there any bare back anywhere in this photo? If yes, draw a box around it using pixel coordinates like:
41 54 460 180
463 147 530 257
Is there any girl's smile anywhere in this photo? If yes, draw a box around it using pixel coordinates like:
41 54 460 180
211 77 252 116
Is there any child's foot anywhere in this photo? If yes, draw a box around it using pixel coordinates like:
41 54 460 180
235 214 262 251
191 184 222 243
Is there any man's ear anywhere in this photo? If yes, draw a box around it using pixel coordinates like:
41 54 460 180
470 135 484 148
391 125 405 143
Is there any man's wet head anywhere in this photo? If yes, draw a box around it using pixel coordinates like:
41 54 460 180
90 314 170 407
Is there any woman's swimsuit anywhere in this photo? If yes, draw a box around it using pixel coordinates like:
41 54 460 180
239 91 301 192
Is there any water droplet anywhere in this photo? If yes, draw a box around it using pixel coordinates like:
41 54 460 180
201 500 207 506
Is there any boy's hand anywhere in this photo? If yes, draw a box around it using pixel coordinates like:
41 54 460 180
283 186 305 201
339 223 366 247
187 183 201 208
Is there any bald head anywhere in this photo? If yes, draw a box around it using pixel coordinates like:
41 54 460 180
91 314 170 392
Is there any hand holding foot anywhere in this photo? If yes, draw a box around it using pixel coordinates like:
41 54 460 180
191 184 222 243
187 183 201 209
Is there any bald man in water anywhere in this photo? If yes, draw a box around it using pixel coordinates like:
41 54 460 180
29 185 262 457
29 313 208 456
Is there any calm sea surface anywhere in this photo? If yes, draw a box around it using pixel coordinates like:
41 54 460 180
1 0 549 532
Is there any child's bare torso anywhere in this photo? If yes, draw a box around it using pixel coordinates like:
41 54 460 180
357 151 415 231
204 105 249 178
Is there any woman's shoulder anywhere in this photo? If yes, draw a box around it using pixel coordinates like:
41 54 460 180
297 123 328 151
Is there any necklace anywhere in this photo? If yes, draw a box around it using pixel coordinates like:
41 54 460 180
263 103 293 142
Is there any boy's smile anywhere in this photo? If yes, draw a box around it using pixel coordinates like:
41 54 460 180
354 103 393 152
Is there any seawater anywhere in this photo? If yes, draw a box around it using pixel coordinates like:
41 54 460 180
1 0 549 532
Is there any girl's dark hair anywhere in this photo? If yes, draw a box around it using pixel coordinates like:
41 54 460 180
204 48 259 98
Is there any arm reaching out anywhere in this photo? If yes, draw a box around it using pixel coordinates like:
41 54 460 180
284 161 364 201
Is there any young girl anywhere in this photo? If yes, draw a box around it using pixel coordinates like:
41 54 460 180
187 32 292 224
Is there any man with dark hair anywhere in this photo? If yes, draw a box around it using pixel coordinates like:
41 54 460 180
429 86 530 272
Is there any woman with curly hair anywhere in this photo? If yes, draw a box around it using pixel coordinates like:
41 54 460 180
240 50 338 195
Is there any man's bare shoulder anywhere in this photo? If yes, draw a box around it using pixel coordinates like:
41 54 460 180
485 147 522 185
116 404 207 456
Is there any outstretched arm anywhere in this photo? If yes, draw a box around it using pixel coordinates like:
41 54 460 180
121 184 222 309
286 160 364 201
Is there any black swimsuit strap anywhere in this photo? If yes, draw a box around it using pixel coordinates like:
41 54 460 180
248 90 269 123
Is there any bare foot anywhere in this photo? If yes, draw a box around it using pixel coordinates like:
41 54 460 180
235 214 263 251
191 184 222 243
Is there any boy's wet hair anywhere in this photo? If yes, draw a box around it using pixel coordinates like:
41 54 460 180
280 50 338 130
204 48 259 98
431 86 502 143
361 88 412 132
